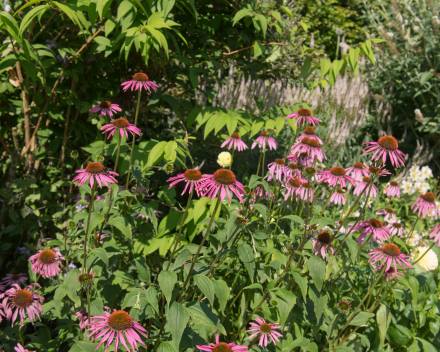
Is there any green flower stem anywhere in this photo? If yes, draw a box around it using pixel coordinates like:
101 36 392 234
403 217 419 244
177 197 222 302
320 312 340 352
413 240 437 265
266 185 281 231
296 183 312 256
206 227 240 277
18 326 24 346
229 148 235 170
256 151 263 176
83 183 97 270
320 187 335 216
330 266 386 350
86 290 91 325
99 115 108 157
123 89 142 211
261 150 265 178
166 189 194 271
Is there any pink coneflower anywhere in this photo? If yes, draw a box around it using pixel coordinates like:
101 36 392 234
385 181 401 198
429 224 440 246
411 192 440 219
121 72 158 92
221 132 248 151
196 334 248 352
351 219 392 246
365 165 391 177
285 163 300 178
345 162 369 182
247 318 283 346
387 221 405 238
89 101 122 117
76 308 89 331
167 169 204 196
255 186 274 201
95 233 111 245
88 309 147 352
375 266 403 282
368 243 412 271
251 131 277 150
330 188 346 205
285 108 321 126
101 118 141 140
2 274 27 287
14 343 36 352
267 158 287 181
284 177 302 201
197 169 246 203
0 282 5 293
311 231 334 259
353 177 377 198
0 283 44 328
376 208 397 222
73 162 119 188
298 126 323 144
306 139 327 162
362 135 406 168
290 137 310 155
318 167 356 188
28 249 64 279
298 182 313 202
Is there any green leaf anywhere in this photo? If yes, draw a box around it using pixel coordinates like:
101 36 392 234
108 216 132 239
53 2 83 29
252 204 267 222
408 276 419 304
158 270 177 305
387 324 412 346
186 301 226 335
308 256 326 291
193 197 209 223
70 341 102 352
272 288 296 327
189 66 204 89
291 271 307 301
349 311 375 326
167 302 190 349
193 275 215 307
319 58 331 78
64 270 81 305
147 141 167 166
117 0 133 20
19 5 47 37
213 280 229 313
281 215 303 225
90 298 104 316
415 338 437 352
146 286 159 313
89 248 109 269
336 347 355 352
377 304 391 348
135 257 151 282
253 40 265 59
345 237 358 263
97 0 113 19
244 283 264 293
164 141 178 162
86 212 105 236
232 9 253 26
104 19 116 36
157 341 178 352
172 249 192 270
238 244 255 283
348 47 360 77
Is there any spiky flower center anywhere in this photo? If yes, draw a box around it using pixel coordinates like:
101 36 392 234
289 178 301 187
261 131 267 136
288 163 298 170
354 162 364 169
13 289 33 308
378 136 398 151
369 166 381 174
275 158 285 165
298 108 312 117
132 73 149 81
362 176 371 183
385 208 394 214
85 162 104 174
392 223 402 229
108 310 133 330
390 181 399 186
382 243 401 257
304 126 315 135
78 273 94 284
260 323 272 333
421 192 435 203
213 169 236 185
307 139 320 148
318 231 331 244
11 274 21 280
38 249 56 264
331 166 346 176
338 300 350 311
100 101 112 109
369 219 383 228
300 137 310 144
112 118 130 128
213 343 231 352
336 189 345 194
184 169 202 181
231 132 240 139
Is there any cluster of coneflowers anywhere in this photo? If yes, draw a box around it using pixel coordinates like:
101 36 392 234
1 77 440 352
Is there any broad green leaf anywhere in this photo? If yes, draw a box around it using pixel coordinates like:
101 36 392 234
349 311 375 326
147 141 167 167
213 280 229 313
193 275 215 307
291 271 307 301
108 216 132 239
387 324 412 346
86 212 105 236
167 302 190 349
89 248 109 269
64 270 81 305
238 244 255 283
308 256 326 291
232 9 253 26
135 257 151 282
157 342 178 352
186 301 226 335
146 286 159 313
19 5 47 37
253 40 265 59
97 0 113 19
193 197 209 223
90 298 104 316
281 215 303 225
158 270 177 305
415 337 437 352
272 288 296 327
117 0 133 20
319 58 331 78
345 237 358 263
172 249 192 270
408 276 419 304
244 283 264 293
252 204 267 222
377 304 391 348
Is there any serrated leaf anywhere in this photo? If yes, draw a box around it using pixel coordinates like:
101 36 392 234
186 301 226 335
172 249 192 270
146 286 159 313
64 270 81 305
108 216 131 239
349 311 375 326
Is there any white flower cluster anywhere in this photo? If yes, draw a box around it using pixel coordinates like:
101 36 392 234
401 165 432 195
407 230 429 247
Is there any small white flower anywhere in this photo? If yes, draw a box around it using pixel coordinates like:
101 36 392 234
5 4 11 12
413 26 420 33
217 151 232 167
421 166 433 179
401 180 414 194
387 32 395 38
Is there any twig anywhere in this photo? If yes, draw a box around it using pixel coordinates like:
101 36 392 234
223 43 286 56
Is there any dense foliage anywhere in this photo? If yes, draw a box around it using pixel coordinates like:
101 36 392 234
1 1 440 352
